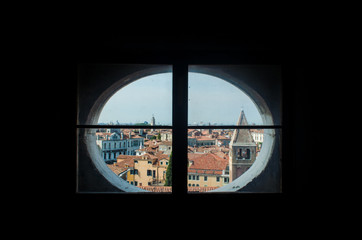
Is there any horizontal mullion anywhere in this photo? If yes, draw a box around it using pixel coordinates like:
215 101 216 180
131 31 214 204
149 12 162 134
187 125 282 129
77 125 281 129
76 125 173 129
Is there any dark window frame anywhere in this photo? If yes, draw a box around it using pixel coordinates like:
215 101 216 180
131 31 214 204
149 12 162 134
76 63 282 194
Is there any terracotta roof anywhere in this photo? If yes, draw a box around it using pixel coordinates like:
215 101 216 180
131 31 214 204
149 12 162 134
96 132 111 136
117 154 139 162
138 186 172 192
217 135 229 140
188 153 228 175
201 129 211 135
159 141 172 146
106 163 125 176
107 157 135 176
188 186 219 192
196 136 214 141
137 186 219 193
131 135 143 139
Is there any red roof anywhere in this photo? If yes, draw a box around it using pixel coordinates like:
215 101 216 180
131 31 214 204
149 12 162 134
188 153 228 175
196 136 214 141
137 186 219 192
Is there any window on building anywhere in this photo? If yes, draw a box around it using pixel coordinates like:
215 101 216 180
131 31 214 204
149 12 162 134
186 67 281 193
77 64 281 194
77 67 173 193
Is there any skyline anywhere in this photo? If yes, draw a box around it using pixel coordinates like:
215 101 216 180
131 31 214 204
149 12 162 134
98 72 263 125
98 73 173 125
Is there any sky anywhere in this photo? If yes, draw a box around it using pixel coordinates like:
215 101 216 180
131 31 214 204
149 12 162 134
98 73 173 125
188 73 262 125
98 72 263 125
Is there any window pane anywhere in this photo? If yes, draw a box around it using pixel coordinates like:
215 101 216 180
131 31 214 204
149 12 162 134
98 73 172 126
188 66 281 126
187 128 280 193
77 128 172 193
77 64 172 125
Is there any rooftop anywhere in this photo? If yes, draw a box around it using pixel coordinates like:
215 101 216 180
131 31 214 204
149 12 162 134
188 153 228 175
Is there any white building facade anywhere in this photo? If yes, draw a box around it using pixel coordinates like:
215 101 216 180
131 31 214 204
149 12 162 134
250 129 264 144
96 130 145 162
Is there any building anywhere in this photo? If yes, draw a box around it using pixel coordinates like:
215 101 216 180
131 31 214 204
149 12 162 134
158 141 172 155
188 152 229 188
250 129 264 155
215 135 231 147
187 129 231 147
151 115 155 131
96 129 145 163
250 129 264 144
111 152 169 187
229 109 257 181
160 131 172 142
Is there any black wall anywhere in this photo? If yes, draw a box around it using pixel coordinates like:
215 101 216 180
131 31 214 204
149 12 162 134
54 33 324 215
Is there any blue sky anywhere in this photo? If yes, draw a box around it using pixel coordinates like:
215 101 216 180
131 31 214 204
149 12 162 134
98 73 173 125
98 72 262 125
188 73 262 125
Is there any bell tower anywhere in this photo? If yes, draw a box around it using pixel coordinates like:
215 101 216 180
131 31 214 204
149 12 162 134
229 109 257 182
151 114 155 131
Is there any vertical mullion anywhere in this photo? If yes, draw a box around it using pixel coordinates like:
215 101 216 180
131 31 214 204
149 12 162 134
172 63 188 195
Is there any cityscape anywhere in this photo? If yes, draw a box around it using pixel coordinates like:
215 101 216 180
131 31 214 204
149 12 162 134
94 110 264 193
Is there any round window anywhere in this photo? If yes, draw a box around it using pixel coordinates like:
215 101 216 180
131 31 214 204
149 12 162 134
78 64 280 193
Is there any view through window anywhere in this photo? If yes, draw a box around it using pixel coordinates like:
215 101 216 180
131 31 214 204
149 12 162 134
96 73 173 192
187 72 266 192
77 65 281 193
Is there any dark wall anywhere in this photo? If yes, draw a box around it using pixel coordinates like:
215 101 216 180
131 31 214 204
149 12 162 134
55 33 321 208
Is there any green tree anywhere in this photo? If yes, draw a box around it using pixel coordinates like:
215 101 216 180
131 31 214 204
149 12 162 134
164 152 172 186
157 133 161 140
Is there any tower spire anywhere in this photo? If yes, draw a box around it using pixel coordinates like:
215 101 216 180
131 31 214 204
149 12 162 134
151 114 156 131
236 108 248 126
229 108 256 181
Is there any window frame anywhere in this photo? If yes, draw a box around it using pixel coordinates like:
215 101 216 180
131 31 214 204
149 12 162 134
76 64 281 194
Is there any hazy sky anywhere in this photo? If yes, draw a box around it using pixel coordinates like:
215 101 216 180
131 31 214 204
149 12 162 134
98 73 173 125
98 72 262 125
188 73 262 125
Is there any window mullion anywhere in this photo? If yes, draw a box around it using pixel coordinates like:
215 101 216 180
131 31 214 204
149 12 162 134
172 63 188 195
